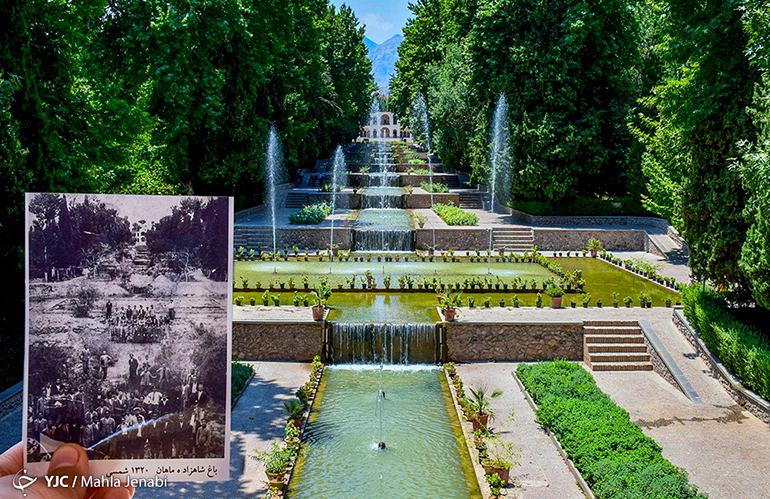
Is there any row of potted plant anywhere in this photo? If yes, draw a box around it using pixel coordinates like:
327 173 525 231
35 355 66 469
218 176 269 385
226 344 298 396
444 363 519 492
598 250 681 289
251 356 325 496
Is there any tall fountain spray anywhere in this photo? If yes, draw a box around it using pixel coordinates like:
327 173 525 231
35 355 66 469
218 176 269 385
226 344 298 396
413 93 435 248
329 145 346 272
265 125 284 260
489 93 509 213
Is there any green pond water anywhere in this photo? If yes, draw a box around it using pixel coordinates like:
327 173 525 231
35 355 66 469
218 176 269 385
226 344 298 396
355 209 413 228
287 366 480 499
234 257 680 321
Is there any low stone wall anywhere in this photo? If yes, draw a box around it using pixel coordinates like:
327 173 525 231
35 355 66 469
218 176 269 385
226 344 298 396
533 228 648 251
407 193 459 208
512 209 672 230
276 228 353 250
673 310 770 424
233 321 324 361
445 322 584 362
306 192 360 209
400 173 458 187
415 228 490 250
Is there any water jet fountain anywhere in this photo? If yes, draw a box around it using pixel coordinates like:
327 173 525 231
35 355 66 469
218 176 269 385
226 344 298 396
265 125 284 260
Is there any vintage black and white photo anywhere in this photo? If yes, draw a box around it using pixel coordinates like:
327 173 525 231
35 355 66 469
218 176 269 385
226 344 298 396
24 193 232 481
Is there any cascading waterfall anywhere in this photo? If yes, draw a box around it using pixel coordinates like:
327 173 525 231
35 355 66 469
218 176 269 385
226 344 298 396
329 323 438 364
353 229 413 252
265 125 284 258
489 94 509 212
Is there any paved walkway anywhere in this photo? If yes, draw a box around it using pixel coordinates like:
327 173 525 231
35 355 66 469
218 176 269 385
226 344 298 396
457 363 584 499
149 361 310 499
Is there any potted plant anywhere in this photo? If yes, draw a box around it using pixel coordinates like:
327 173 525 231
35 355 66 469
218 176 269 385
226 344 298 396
596 299 603 308
582 293 591 308
536 292 543 308
484 437 520 486
612 292 620 308
467 385 503 431
235 296 244 306
284 399 305 428
468 296 476 308
293 291 300 307
414 213 428 228
587 238 603 257
484 296 491 308
624 295 633 308
311 280 332 321
486 473 505 497
665 298 672 308
512 295 519 308
250 442 291 481
384 275 391 289
499 297 506 307
438 291 462 322
570 300 577 308
272 294 280 306
250 297 256 306
303 275 310 289
262 290 269 306
545 285 564 308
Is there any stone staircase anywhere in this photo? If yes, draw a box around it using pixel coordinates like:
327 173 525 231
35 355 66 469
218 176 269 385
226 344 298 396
284 192 309 208
492 227 534 252
459 192 483 209
583 321 653 371
234 226 273 250
133 244 151 269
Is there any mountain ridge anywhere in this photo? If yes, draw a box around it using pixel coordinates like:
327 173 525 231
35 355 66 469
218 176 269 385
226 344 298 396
365 34 403 93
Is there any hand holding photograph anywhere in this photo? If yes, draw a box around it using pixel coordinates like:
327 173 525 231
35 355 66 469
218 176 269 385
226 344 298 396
24 193 232 482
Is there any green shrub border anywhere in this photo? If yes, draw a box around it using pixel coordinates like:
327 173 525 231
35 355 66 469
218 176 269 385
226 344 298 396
432 201 479 226
232 360 254 404
517 361 706 499
682 285 770 400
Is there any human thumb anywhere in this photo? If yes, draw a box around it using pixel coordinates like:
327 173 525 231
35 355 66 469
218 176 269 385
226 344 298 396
39 444 89 499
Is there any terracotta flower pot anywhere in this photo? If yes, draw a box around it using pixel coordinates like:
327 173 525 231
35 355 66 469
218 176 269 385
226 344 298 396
551 296 562 308
490 465 510 485
312 306 325 321
443 308 456 322
471 413 489 431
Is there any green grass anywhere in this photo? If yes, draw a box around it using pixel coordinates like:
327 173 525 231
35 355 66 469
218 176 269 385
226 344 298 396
288 202 332 224
517 361 706 499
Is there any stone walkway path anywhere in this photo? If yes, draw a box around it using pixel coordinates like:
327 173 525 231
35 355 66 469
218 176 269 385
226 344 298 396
457 363 584 499
149 361 310 499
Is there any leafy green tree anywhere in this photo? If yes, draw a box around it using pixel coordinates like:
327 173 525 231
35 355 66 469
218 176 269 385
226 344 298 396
639 0 757 288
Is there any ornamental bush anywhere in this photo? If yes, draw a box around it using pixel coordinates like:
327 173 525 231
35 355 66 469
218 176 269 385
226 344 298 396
682 285 770 400
420 181 449 193
432 202 478 226
288 202 332 225
231 360 254 403
517 361 706 499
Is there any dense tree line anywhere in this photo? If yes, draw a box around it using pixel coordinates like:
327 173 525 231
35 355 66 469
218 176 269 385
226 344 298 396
0 0 374 389
392 0 770 310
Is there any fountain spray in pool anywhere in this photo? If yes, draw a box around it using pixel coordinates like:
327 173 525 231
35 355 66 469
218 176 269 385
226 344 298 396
265 125 284 260
413 93 435 248
489 93 509 212
329 145 346 272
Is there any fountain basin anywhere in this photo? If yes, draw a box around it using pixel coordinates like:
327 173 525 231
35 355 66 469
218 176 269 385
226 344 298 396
287 366 481 499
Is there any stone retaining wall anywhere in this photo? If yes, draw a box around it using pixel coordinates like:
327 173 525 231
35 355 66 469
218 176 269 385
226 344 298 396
407 193 459 208
233 321 324 361
674 310 770 424
415 228 489 250
307 192 360 209
533 228 648 252
512 209 671 230
400 174 458 187
276 228 353 250
445 322 583 362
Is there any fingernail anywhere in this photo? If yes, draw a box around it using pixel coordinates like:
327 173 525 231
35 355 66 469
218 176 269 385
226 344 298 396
50 445 79 471
103 487 131 499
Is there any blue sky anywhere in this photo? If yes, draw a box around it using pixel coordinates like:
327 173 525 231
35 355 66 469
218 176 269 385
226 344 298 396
330 0 411 44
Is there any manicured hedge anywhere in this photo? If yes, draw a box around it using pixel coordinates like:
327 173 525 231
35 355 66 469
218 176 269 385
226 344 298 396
432 201 478 226
232 360 254 403
420 181 449 193
512 197 652 217
288 202 332 224
682 285 770 400
517 361 706 499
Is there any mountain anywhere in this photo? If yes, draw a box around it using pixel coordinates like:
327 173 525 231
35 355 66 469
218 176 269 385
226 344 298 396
363 37 378 52
365 34 403 93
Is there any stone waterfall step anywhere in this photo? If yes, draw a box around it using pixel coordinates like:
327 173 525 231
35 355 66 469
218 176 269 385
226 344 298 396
234 226 273 249
284 192 309 208
584 322 653 371
492 227 534 252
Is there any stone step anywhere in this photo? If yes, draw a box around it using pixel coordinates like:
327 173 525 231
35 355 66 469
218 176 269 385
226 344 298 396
284 193 309 208
590 362 653 371
587 343 648 353
584 334 645 344
583 326 642 335
588 352 651 363
584 320 640 327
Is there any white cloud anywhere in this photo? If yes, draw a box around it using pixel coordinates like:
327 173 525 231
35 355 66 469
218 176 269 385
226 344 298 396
362 12 394 36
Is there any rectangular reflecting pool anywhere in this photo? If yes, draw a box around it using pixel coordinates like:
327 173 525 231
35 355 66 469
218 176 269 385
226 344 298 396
288 366 481 499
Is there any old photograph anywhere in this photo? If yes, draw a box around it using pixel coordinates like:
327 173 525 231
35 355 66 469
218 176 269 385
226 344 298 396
24 193 232 481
